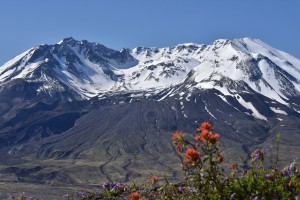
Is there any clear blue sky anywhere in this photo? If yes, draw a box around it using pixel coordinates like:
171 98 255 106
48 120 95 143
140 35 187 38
1 0 300 65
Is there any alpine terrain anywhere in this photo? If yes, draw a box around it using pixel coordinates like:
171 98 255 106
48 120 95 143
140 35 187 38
0 37 300 198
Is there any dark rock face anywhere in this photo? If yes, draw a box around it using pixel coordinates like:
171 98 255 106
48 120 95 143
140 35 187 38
236 58 262 82
0 88 299 187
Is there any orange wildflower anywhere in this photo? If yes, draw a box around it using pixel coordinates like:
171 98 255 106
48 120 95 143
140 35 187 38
196 129 220 144
200 129 211 141
194 135 201 141
172 131 186 144
176 144 184 152
149 175 159 184
209 133 220 144
128 192 143 200
197 122 213 132
230 162 237 169
184 148 200 164
217 155 223 163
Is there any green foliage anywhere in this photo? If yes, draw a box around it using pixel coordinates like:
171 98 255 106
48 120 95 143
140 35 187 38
102 188 123 198
101 182 126 198
158 125 300 199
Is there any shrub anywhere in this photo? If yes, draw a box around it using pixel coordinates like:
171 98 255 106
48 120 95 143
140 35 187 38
164 122 300 199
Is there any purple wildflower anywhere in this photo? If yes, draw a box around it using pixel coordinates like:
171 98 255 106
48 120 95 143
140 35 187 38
230 193 236 200
284 183 291 191
77 191 85 197
178 187 184 193
115 182 122 188
63 194 69 199
253 151 260 162
9 194 15 200
295 196 299 200
21 192 28 199
282 170 290 178
111 182 123 191
265 174 271 179
253 196 260 200
289 162 296 172
102 182 110 190
252 149 266 163
128 175 133 181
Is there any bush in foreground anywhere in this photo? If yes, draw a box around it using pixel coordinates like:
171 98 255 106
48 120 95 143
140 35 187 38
167 122 300 199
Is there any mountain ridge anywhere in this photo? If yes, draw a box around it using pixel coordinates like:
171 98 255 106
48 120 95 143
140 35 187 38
1 37 300 104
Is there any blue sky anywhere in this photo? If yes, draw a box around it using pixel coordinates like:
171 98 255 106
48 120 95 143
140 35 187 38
0 0 300 65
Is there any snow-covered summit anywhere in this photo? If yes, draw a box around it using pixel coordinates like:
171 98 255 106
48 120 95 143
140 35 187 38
0 37 299 103
184 38 300 104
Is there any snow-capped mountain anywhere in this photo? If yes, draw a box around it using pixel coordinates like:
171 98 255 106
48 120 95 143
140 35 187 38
1 37 300 190
1 37 300 104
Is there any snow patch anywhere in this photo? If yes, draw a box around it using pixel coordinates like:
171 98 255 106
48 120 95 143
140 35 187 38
205 105 217 119
236 95 267 121
215 93 232 106
186 93 191 101
270 107 287 115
